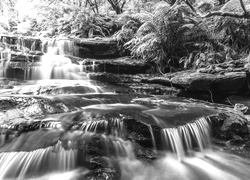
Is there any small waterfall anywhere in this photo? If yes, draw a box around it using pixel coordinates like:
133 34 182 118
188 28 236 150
0 60 9 78
148 124 157 152
100 135 134 158
0 44 11 78
25 54 82 80
24 37 85 80
80 120 108 132
0 35 86 81
40 120 62 129
161 117 211 159
109 118 126 138
77 118 126 137
80 60 99 72
41 38 79 56
16 37 41 52
0 142 77 179
162 128 185 159
0 134 6 146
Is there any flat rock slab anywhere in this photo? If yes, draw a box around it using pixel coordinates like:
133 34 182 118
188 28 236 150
171 71 247 94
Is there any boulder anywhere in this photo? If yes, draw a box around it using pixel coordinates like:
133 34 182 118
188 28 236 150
0 96 72 123
208 111 249 140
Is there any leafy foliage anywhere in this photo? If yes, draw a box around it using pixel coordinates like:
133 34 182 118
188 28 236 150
123 0 250 72
213 0 250 52
2 0 250 73
56 11 120 38
124 1 215 71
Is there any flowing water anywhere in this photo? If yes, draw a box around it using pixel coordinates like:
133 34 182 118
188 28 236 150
0 35 250 180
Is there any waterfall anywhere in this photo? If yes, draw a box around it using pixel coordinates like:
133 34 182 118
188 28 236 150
0 142 77 179
24 54 81 80
0 35 85 80
161 117 211 159
25 38 82 80
41 38 79 56
1 34 250 180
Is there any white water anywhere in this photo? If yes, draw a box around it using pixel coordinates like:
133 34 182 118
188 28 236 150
1 35 250 180
0 142 77 179
25 54 82 80
119 151 250 180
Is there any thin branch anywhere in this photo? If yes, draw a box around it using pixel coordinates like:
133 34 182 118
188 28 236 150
121 0 126 9
239 0 248 15
184 0 196 13
47 0 57 7
200 11 250 18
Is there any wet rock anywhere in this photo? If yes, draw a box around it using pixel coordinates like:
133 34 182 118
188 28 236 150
5 68 25 80
226 135 244 146
15 84 100 95
82 156 121 180
208 111 249 140
132 141 157 161
233 103 249 114
0 96 72 123
0 99 18 110
141 76 172 86
0 34 42 51
223 96 250 114
0 129 62 152
46 86 98 95
171 71 247 94
10 50 42 63
128 83 181 96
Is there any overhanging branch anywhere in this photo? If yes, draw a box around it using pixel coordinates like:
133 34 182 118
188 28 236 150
182 0 250 19
200 11 250 18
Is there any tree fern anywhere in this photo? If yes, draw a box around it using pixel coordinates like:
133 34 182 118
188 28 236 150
125 1 218 71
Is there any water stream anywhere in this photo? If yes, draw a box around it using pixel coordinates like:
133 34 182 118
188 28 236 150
0 35 250 179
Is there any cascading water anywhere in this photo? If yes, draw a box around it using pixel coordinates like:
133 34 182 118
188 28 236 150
1 34 250 180
25 38 83 80
0 142 77 179
24 54 82 80
41 38 79 56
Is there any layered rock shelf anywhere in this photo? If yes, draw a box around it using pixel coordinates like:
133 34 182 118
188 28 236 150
1 33 250 104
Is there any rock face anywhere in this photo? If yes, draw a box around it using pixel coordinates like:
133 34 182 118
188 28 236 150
75 37 120 59
208 111 249 140
0 96 71 124
171 71 247 94
0 34 120 62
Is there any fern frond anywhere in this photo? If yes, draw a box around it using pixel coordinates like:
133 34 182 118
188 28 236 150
136 22 157 36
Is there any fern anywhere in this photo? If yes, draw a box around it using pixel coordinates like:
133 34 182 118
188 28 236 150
125 1 217 71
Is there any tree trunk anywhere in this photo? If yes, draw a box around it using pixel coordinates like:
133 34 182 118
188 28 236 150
107 0 125 14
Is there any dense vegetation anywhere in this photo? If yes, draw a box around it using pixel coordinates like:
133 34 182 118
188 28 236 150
1 0 250 73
